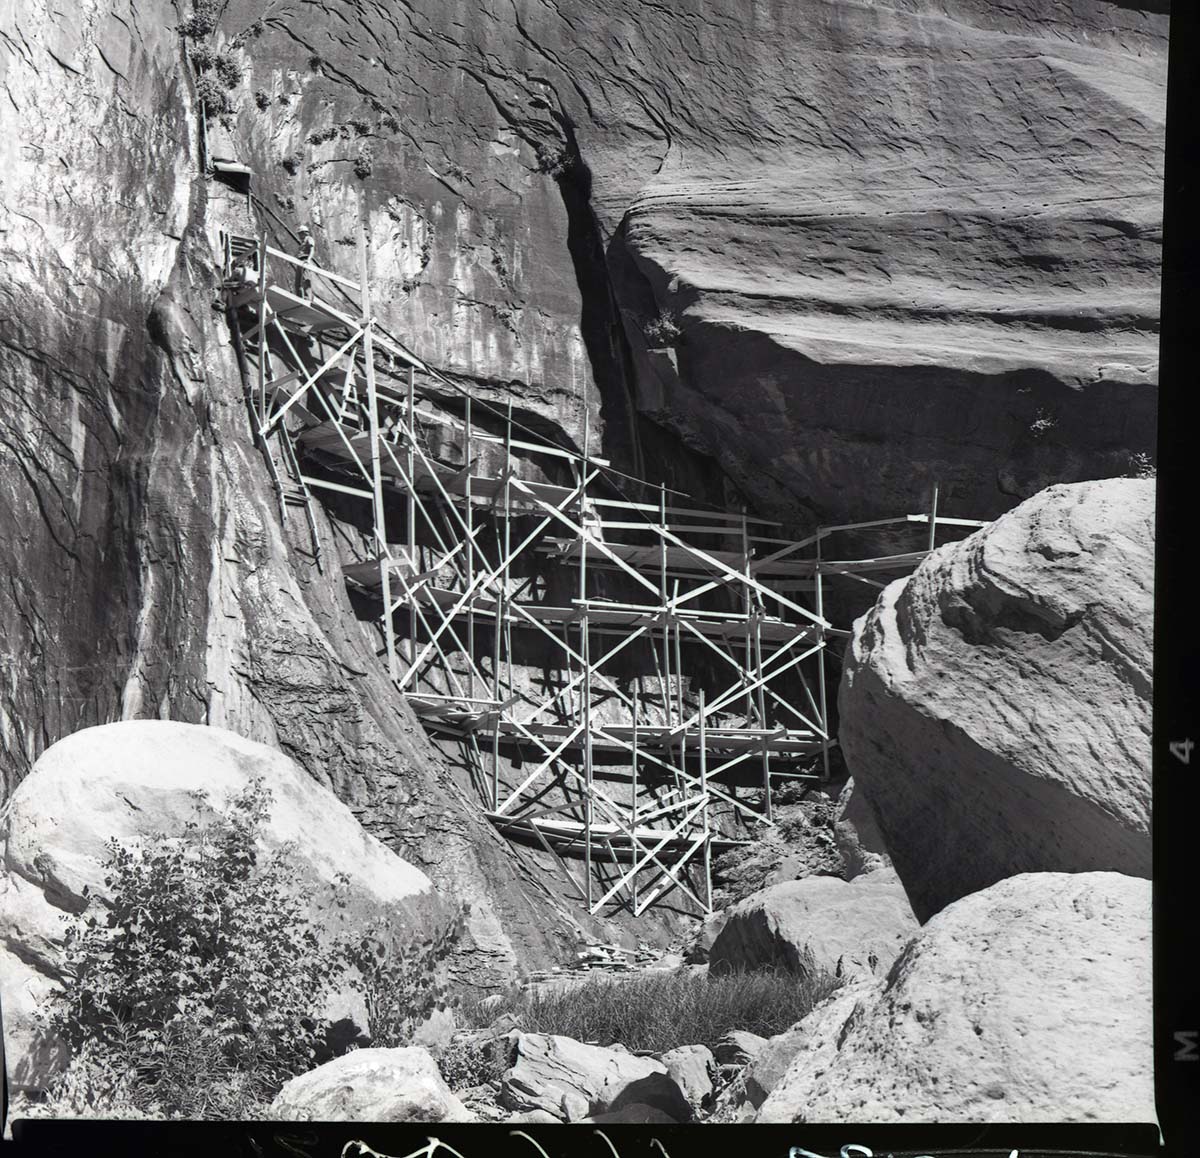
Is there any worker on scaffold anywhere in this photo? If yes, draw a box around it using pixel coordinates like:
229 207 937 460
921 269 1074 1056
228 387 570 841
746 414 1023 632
295 225 316 299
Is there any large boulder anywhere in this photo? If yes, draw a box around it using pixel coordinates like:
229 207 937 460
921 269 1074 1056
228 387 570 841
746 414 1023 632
659 1044 715 1115
499 1033 691 1123
682 911 728 964
840 479 1153 922
0 721 445 1094
709 872 918 980
712 1030 767 1067
833 778 892 880
744 978 876 1111
757 872 1152 1123
269 1047 474 1122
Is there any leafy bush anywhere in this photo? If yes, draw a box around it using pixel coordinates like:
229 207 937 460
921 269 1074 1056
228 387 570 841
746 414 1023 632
354 140 375 179
38 781 348 1118
180 1 219 39
214 51 243 89
343 905 466 1049
195 72 232 116
230 19 266 48
644 310 681 347
461 966 841 1054
436 1035 511 1090
188 43 216 70
535 143 573 179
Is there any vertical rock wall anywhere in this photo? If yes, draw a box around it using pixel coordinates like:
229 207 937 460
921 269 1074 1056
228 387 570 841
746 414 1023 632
0 0 1166 970
0 0 623 983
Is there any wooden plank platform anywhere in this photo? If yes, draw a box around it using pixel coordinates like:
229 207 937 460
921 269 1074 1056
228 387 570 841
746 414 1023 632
368 585 818 647
484 812 750 861
535 537 816 580
297 421 577 509
494 720 821 756
231 284 354 332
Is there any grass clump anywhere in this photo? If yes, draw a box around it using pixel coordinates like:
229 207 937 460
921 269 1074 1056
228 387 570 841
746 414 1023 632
463 966 841 1054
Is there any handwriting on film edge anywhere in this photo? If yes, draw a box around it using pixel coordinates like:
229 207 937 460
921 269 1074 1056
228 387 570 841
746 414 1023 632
791 1149 1023 1158
338 1138 1025 1158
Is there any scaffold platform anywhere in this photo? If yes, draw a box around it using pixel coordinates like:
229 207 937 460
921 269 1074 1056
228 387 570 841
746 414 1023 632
218 224 986 918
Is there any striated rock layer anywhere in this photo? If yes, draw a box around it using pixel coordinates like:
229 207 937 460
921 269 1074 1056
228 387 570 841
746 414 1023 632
212 0 1164 523
756 871 1153 1124
0 0 636 971
839 478 1153 922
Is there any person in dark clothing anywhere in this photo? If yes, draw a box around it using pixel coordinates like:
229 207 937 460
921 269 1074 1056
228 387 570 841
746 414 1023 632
295 225 316 298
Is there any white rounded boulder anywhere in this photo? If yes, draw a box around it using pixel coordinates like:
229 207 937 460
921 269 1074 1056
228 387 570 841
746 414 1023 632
757 871 1152 1123
840 479 1153 921
0 720 441 1093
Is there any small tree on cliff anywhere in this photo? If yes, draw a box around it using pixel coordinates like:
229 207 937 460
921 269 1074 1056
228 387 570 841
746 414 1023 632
41 781 343 1117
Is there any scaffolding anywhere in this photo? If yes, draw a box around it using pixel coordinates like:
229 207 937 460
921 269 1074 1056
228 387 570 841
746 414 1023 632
218 225 985 917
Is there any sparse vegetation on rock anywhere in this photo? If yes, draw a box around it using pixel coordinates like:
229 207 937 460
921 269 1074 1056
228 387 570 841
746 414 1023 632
355 140 375 179
644 310 681 347
179 1 218 39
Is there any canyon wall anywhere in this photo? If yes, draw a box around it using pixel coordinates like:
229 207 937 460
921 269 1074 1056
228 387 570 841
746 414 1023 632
0 0 1165 969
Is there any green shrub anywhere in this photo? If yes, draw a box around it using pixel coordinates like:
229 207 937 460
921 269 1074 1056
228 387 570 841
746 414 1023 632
354 140 375 179
436 1035 511 1090
195 72 232 116
535 143 573 179
461 966 841 1054
188 43 216 71
214 51 243 89
180 1 219 39
231 19 265 48
343 904 466 1049
38 781 347 1119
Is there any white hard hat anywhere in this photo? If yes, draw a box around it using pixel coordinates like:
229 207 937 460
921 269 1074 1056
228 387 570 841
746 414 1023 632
298 225 311 235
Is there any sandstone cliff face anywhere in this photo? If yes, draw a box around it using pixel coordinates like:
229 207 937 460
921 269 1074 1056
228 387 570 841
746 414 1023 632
219 0 1163 521
0 0 603 980
0 0 1164 968
839 478 1153 923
